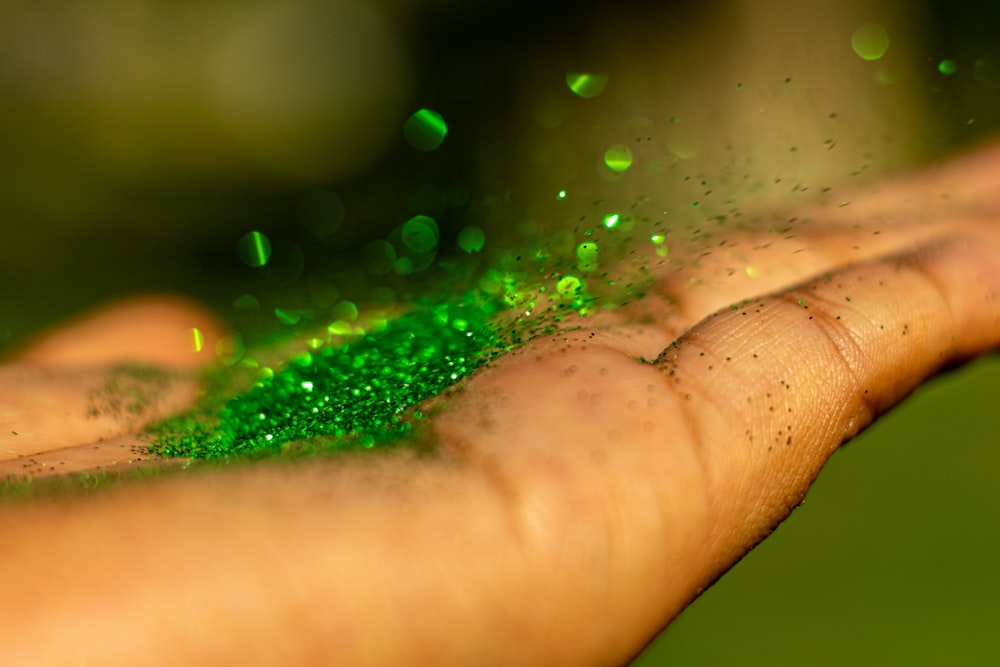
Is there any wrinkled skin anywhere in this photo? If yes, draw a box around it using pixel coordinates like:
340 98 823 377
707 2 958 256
2 145 1000 665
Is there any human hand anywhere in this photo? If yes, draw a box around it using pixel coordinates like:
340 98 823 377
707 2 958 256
2 144 1000 665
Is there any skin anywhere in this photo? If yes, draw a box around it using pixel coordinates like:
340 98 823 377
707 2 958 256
0 143 999 665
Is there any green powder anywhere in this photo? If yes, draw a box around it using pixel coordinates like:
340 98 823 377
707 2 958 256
148 296 502 459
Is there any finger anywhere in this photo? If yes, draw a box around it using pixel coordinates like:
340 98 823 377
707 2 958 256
662 235 1000 590
626 143 1000 341
0 364 198 462
10 294 225 370
1 295 224 468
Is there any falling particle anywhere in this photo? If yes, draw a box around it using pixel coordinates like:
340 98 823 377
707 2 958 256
331 300 359 322
851 23 889 61
557 189 568 200
401 215 440 253
274 308 301 326
236 231 272 268
191 328 204 352
650 234 666 245
403 108 448 151
736 82 743 89
938 59 958 75
967 117 976 125
745 266 759 277
457 226 486 253
557 275 582 296
233 294 261 310
566 72 609 98
604 144 633 172
670 116 680 124
603 213 620 229
576 242 599 261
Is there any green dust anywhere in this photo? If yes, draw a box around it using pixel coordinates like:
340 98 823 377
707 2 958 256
147 295 503 459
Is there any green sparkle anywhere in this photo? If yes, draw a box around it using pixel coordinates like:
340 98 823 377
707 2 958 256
274 308 301 326
565 72 609 98
236 231 272 268
851 23 889 61
938 59 958 75
576 242 599 261
603 213 620 229
149 297 502 459
401 215 440 253
457 226 486 253
191 328 204 353
604 144 633 172
233 294 260 310
403 108 448 151
557 189 568 200
557 275 582 297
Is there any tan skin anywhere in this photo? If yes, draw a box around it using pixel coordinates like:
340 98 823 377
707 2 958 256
2 144 1000 665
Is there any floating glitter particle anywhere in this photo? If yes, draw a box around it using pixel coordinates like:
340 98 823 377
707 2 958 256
457 226 486 253
191 328 204 352
274 308 301 326
566 72 608 98
576 242 599 261
604 144 633 172
745 266 759 278
233 294 260 310
650 234 666 245
938 59 958 75
236 231 272 268
603 213 620 229
557 275 582 297
557 189 568 200
851 23 889 61
401 215 440 253
403 108 448 151
331 300 359 322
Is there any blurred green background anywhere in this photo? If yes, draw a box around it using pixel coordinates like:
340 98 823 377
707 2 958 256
2 1 999 664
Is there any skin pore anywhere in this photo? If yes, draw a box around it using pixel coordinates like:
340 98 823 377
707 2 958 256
3 143 1000 664
3 1 1000 665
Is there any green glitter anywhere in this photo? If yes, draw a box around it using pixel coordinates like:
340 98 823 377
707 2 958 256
604 144 633 172
236 231 272 268
565 72 608 98
557 189 568 200
148 297 501 459
457 226 486 253
400 215 440 253
191 328 204 353
557 275 582 297
851 23 889 61
938 59 958 75
603 213 620 229
576 242 599 261
233 294 261 310
403 108 448 151
274 308 301 326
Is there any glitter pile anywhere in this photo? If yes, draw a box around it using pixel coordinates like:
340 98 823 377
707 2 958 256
148 297 501 459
